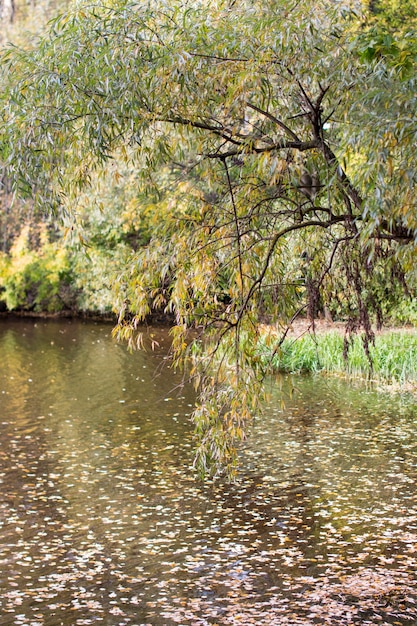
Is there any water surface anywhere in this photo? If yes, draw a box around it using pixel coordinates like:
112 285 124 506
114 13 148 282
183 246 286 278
0 319 416 625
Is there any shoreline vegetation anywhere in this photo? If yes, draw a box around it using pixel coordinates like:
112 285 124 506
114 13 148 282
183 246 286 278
260 320 417 393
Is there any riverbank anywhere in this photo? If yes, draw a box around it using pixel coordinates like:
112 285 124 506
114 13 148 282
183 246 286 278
3 308 417 391
0 308 175 325
0 309 116 322
259 320 417 392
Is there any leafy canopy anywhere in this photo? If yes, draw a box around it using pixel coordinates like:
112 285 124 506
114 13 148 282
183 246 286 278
1 0 417 477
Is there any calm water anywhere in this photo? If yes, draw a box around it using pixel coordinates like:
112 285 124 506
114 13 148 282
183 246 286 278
0 319 417 625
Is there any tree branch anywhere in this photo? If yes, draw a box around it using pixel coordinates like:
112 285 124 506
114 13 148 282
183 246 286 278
246 101 300 142
237 214 348 323
205 139 319 159
321 141 363 211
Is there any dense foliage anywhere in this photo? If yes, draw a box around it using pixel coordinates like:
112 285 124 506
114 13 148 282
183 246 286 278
1 0 417 476
0 222 75 311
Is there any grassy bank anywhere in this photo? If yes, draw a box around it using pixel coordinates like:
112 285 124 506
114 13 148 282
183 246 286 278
260 330 417 388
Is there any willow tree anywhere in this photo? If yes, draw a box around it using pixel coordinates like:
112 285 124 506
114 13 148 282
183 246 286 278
1 0 416 476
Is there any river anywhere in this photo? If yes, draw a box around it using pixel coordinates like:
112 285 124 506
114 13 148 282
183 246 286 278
0 318 416 625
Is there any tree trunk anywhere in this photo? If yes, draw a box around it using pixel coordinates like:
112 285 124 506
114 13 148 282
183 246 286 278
0 0 16 23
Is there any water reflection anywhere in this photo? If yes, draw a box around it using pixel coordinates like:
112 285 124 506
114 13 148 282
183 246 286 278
0 319 417 625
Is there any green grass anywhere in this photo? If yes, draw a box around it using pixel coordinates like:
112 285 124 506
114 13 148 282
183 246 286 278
260 331 417 386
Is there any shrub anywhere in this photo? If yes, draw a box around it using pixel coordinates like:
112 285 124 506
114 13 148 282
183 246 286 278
0 224 75 312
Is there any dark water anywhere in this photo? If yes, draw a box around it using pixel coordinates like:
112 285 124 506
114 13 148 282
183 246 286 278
0 319 417 625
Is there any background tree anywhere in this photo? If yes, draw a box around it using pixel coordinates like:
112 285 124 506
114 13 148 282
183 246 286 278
0 0 74 309
366 0 417 31
1 0 416 476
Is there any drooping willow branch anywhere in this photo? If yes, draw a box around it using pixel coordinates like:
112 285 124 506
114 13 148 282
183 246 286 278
235 214 350 327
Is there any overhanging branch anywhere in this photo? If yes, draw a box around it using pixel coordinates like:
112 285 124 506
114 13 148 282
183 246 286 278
205 139 319 159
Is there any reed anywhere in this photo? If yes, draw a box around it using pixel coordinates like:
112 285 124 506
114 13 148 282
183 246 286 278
260 331 417 386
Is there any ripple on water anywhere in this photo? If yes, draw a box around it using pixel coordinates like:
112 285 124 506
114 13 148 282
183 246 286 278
0 320 416 625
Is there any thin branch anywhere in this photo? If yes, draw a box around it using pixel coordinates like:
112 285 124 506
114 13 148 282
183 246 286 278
161 115 244 147
189 52 249 63
246 101 300 141
205 139 319 159
237 215 347 323
317 235 355 287
222 157 244 301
